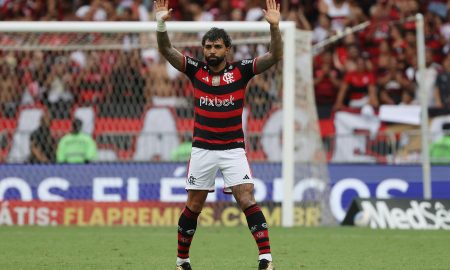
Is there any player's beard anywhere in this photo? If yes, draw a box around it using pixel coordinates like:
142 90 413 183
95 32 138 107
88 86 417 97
205 55 225 67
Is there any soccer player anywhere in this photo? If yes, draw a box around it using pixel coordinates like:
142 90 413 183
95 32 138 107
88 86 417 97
154 0 282 269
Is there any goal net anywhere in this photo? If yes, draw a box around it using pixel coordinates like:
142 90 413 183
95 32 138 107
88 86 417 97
0 22 332 227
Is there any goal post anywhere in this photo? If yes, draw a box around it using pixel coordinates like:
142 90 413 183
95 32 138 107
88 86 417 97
0 21 331 227
414 14 431 199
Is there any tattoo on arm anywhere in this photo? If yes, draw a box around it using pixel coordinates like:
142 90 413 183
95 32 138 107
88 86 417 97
255 25 283 74
157 31 185 72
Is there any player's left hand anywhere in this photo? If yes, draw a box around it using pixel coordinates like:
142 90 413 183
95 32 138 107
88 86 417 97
263 0 280 26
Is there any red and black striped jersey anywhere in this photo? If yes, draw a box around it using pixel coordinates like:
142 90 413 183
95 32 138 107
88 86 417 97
183 56 257 150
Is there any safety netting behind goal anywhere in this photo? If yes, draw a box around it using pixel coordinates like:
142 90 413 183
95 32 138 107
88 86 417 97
0 25 332 226
0 30 282 163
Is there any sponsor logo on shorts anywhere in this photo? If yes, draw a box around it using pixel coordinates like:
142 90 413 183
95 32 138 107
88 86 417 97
243 174 250 180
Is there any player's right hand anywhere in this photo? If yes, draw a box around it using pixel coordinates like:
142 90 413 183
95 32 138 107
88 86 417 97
154 0 173 21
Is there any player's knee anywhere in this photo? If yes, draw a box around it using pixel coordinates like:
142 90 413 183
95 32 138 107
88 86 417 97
235 196 256 210
186 201 204 213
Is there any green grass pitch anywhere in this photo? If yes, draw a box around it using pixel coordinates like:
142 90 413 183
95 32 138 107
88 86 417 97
0 226 449 269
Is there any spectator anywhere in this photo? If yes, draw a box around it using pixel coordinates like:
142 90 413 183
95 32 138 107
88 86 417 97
395 0 418 21
284 5 311 31
365 0 399 54
434 53 450 109
427 0 448 22
75 0 116 21
43 56 73 118
19 51 47 107
370 0 399 23
318 0 351 33
144 57 179 106
116 0 149 21
424 13 443 61
0 0 52 20
73 52 106 106
372 39 391 69
333 56 378 110
186 0 213 21
59 0 79 21
378 57 414 105
209 0 233 21
430 123 450 164
0 59 20 118
404 29 417 51
101 50 145 118
333 35 359 72
245 0 264 21
347 0 367 26
246 73 272 120
439 10 450 54
406 49 441 107
29 110 55 163
314 50 341 118
389 25 407 56
313 13 332 43
56 118 97 163
230 6 244 21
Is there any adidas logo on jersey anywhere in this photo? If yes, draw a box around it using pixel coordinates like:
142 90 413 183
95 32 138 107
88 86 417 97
199 96 235 107
243 174 250 180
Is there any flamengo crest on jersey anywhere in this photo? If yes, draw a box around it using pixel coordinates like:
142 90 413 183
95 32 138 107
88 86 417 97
222 72 235 84
183 56 257 150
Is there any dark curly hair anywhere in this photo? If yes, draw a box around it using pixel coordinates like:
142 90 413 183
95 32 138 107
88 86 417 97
201 27 232 48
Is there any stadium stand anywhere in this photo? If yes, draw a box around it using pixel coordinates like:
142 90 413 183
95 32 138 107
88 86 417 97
1 0 450 163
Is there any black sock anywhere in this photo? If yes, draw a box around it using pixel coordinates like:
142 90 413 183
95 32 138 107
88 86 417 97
177 206 200 260
244 204 271 256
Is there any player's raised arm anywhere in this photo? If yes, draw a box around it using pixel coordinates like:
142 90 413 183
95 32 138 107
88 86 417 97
255 0 283 74
154 0 184 72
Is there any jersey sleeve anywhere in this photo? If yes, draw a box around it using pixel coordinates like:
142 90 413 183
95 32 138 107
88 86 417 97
183 56 201 79
238 58 257 81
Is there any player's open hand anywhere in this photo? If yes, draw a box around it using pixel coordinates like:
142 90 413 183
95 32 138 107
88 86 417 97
263 0 280 26
154 0 173 21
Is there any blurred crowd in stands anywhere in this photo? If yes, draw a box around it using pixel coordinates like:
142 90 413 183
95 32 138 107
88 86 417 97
1 0 450 163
